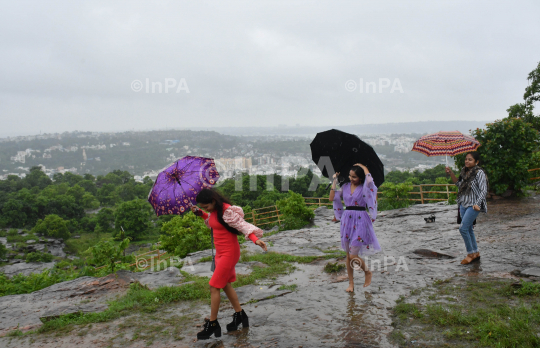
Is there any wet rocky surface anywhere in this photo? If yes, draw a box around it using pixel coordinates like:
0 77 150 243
1 196 539 347
0 268 184 335
0 261 56 278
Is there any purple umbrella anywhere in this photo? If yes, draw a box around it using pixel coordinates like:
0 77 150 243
148 156 220 216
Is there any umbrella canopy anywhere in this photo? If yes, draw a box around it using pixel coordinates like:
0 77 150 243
310 129 385 187
411 131 480 157
148 156 220 216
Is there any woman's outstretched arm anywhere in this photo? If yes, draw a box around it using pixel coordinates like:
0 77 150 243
329 172 340 201
445 167 458 184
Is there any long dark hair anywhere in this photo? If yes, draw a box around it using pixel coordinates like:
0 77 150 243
349 166 366 184
195 188 242 236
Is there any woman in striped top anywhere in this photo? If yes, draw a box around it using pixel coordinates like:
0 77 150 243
445 152 488 265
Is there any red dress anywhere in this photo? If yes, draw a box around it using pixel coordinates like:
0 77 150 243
201 204 258 289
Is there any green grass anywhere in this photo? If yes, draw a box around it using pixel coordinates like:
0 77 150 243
5 329 24 337
323 262 345 273
197 256 213 263
38 277 211 334
6 233 36 244
390 278 540 347
278 284 298 291
35 251 323 334
64 232 114 256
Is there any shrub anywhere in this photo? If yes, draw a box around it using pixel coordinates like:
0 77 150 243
86 238 130 273
277 191 314 230
159 212 211 258
378 182 413 209
26 252 54 263
31 215 71 240
7 229 18 236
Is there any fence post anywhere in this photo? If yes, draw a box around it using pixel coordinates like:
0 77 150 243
252 211 256 226
446 185 450 200
419 185 424 204
276 205 281 226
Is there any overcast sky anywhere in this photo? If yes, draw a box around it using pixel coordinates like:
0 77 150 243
1 1 539 137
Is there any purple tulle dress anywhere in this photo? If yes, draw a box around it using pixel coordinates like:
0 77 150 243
333 173 381 256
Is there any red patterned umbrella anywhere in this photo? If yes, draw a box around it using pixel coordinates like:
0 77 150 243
148 156 220 216
411 131 480 165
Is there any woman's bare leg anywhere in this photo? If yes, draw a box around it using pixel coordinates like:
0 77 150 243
349 254 372 288
210 286 220 320
345 254 354 292
223 283 242 312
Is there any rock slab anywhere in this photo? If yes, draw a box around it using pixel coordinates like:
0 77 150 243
0 268 184 336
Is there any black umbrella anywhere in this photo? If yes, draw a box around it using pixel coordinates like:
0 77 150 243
310 129 385 187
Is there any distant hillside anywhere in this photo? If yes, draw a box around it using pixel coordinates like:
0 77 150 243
188 120 491 136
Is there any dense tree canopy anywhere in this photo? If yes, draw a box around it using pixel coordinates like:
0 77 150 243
455 118 539 195
507 61 540 131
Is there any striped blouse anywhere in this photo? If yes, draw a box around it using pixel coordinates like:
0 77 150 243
455 169 488 213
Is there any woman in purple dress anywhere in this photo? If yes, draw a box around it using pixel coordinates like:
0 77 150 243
329 163 381 291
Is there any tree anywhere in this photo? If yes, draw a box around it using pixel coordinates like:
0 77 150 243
454 118 539 195
97 184 119 206
81 193 100 209
251 191 287 209
159 212 211 258
96 207 115 231
86 238 130 273
114 199 152 240
78 179 97 195
66 184 85 203
24 167 52 190
507 61 540 131
1 199 27 227
31 214 71 239
62 172 83 187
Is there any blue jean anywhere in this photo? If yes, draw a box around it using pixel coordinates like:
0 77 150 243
459 205 480 254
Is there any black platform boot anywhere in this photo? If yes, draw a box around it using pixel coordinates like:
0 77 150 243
226 309 249 331
197 319 221 340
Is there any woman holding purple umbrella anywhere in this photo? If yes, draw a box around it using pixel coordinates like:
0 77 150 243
191 188 267 340
329 163 381 291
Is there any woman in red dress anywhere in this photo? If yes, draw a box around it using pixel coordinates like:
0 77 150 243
191 189 267 340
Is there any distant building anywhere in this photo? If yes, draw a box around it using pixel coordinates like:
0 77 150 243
394 144 411 153
10 151 26 163
216 157 252 171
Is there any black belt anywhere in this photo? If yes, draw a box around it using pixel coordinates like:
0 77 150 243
345 206 366 211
